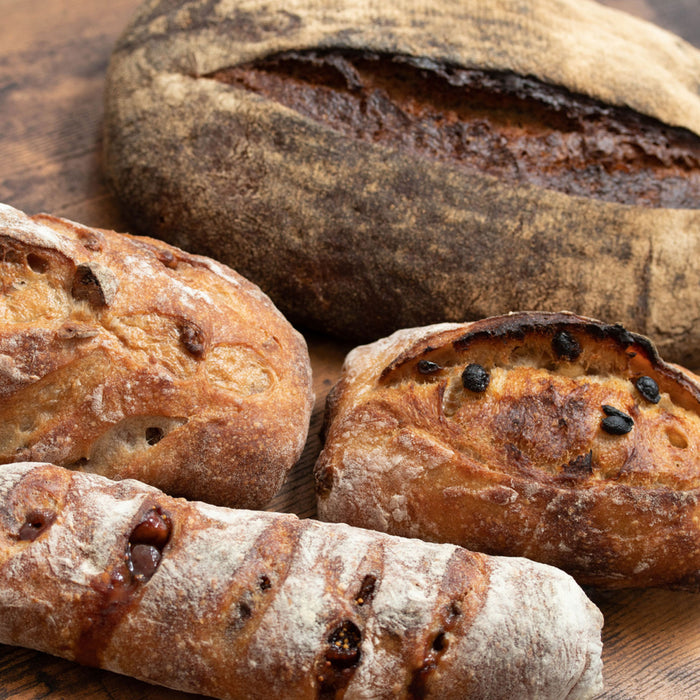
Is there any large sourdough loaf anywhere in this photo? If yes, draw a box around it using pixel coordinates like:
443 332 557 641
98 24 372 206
0 203 313 508
104 0 700 365
315 311 700 590
0 462 604 699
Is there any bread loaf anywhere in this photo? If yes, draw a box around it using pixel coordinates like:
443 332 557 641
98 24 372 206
0 203 313 508
104 0 700 365
315 311 700 590
0 462 604 699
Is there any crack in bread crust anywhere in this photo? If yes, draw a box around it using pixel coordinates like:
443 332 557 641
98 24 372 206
208 51 700 209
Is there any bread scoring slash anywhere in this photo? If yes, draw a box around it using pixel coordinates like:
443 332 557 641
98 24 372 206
0 203 313 508
104 0 700 365
0 462 604 699
315 311 700 590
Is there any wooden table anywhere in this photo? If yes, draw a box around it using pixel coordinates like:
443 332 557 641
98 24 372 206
0 0 698 697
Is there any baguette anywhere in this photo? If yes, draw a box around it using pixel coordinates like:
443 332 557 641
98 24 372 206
104 0 700 365
0 462 603 699
0 203 313 509
315 311 700 590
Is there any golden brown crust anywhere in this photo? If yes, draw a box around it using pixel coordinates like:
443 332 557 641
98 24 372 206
0 203 313 508
0 462 604 699
104 0 700 365
315 311 700 590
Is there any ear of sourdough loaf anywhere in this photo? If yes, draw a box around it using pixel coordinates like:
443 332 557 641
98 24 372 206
104 0 700 366
315 311 700 591
0 462 603 700
0 203 313 509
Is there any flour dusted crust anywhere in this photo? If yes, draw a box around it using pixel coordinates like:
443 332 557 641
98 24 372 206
0 203 313 508
104 0 700 365
315 311 700 590
0 462 603 699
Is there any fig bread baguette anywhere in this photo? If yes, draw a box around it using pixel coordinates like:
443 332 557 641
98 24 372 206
104 0 700 365
315 311 700 590
0 461 603 699
0 203 313 509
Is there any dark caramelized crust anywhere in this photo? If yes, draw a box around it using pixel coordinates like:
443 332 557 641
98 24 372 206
104 0 700 364
209 51 700 209
315 312 700 589
0 463 604 699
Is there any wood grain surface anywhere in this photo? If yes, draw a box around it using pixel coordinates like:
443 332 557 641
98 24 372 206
0 0 698 698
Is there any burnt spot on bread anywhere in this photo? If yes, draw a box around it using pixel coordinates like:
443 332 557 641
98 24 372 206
17 509 57 541
551 330 582 361
71 263 118 307
559 451 594 482
206 50 700 209
318 620 362 696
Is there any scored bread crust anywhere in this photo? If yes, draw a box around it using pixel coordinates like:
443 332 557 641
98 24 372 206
315 311 700 590
0 203 313 508
0 462 604 699
104 0 700 365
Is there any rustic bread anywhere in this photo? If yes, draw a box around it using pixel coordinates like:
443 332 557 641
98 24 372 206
0 203 313 508
315 311 700 590
104 0 700 366
0 462 604 699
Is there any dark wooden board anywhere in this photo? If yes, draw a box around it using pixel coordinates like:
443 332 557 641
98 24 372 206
0 0 698 697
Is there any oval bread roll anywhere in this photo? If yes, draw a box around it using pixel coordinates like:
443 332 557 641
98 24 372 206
0 203 313 508
104 0 700 365
315 311 700 590
0 462 604 699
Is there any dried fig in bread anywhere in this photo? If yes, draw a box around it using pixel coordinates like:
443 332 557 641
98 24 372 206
315 311 700 590
0 462 604 699
104 0 700 365
0 203 313 508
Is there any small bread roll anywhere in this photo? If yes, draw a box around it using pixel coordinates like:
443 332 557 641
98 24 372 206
316 311 700 590
0 203 313 508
